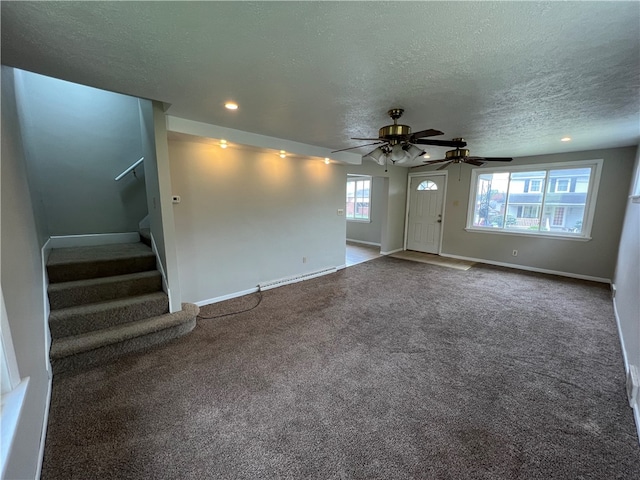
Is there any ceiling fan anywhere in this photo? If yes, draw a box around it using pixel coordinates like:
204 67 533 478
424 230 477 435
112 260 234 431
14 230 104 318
332 108 466 167
419 140 513 170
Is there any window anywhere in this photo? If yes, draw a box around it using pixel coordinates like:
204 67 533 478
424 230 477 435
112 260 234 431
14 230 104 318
467 160 602 239
529 179 542 193
554 178 570 193
346 175 371 221
417 180 438 191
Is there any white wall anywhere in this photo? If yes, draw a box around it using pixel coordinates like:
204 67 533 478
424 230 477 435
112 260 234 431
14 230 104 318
14 69 148 236
141 104 182 311
346 176 385 246
1 66 51 480
613 144 640 419
169 138 346 304
346 162 408 254
413 147 636 281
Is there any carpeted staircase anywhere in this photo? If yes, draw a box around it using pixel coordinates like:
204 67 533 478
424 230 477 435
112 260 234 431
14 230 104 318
47 241 198 374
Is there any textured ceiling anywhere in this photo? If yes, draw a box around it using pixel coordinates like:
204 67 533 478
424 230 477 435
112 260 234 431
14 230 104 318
2 1 639 165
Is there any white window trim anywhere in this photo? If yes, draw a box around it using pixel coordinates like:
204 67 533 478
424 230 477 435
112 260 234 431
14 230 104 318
466 159 603 240
346 175 372 223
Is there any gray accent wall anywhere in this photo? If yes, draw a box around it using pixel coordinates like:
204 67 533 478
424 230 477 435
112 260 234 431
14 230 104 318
347 163 408 254
169 138 347 304
13 69 148 235
413 147 636 280
346 176 385 246
1 66 50 480
613 145 640 414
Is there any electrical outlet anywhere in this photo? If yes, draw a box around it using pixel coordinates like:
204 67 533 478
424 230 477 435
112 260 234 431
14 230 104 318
512 250 518 257
172 195 181 204
337 208 344 216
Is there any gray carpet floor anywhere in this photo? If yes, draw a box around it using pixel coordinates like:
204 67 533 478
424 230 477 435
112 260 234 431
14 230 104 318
42 258 640 479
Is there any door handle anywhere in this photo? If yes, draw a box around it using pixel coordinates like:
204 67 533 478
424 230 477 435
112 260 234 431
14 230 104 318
437 219 442 223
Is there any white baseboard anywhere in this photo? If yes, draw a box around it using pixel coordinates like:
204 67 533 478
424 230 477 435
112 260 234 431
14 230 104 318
35 375 52 480
612 298 630 374
346 239 381 247
49 232 140 248
195 287 260 307
40 239 52 373
259 267 337 291
336 264 347 270
634 403 640 446
381 247 403 255
613 297 640 444
195 266 340 305
439 253 611 284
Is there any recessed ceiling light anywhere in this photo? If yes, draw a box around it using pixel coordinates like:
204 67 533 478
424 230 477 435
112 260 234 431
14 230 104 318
324 158 330 164
423 154 431 159
220 139 228 149
224 102 238 110
279 150 286 158
561 137 571 142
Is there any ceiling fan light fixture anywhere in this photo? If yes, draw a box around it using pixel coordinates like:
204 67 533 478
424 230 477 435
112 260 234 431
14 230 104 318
366 147 387 166
404 144 425 161
390 144 408 162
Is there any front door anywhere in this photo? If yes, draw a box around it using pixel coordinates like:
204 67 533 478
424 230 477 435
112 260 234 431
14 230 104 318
406 175 445 254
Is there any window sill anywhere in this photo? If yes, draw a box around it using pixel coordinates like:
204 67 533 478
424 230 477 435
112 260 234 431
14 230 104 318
347 219 371 224
464 227 592 242
1 377 30 477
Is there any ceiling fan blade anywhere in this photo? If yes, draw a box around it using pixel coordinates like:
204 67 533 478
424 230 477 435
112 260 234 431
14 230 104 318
410 129 444 140
479 157 513 162
414 138 467 148
465 159 485 166
331 141 386 153
436 162 452 170
422 158 449 165
351 137 384 141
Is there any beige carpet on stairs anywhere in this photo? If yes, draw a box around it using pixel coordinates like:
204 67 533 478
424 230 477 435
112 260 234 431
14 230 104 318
389 250 475 270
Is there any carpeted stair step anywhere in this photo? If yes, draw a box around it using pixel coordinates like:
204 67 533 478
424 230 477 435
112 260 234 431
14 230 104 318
49 292 170 339
50 303 199 375
47 242 156 283
48 270 162 310
139 228 152 248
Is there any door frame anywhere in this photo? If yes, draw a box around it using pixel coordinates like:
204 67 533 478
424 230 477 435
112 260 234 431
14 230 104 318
404 171 449 254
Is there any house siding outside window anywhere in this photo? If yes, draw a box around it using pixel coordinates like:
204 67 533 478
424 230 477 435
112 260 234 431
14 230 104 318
467 160 602 239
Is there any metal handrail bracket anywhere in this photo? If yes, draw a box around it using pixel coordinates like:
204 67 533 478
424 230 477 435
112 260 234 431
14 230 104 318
115 157 144 181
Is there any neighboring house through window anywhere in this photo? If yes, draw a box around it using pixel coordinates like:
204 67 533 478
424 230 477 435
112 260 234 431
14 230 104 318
467 159 602 238
346 175 371 221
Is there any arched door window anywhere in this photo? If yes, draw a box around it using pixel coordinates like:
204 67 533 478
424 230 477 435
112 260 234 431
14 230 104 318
417 180 438 191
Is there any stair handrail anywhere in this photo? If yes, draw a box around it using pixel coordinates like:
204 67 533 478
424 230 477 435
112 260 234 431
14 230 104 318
115 157 144 181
